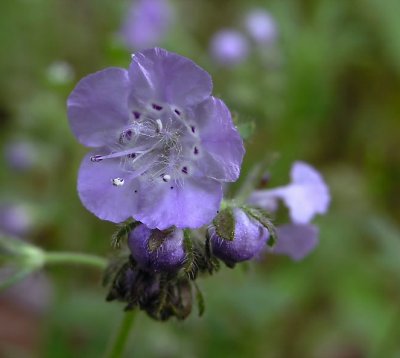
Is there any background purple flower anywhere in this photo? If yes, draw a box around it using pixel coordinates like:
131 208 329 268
244 9 278 45
120 0 172 50
210 29 249 66
249 161 330 224
210 208 268 264
0 203 33 237
128 224 185 271
67 48 244 229
4 141 38 172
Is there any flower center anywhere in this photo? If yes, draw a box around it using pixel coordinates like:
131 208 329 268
91 103 201 187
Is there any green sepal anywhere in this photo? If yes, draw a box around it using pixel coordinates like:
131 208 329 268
111 220 139 248
242 206 278 247
183 231 197 280
193 281 205 317
213 207 235 241
147 228 173 253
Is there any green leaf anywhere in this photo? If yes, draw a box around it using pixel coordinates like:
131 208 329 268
213 207 235 241
242 206 278 247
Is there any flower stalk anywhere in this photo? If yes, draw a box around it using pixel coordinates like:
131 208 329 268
104 311 136 358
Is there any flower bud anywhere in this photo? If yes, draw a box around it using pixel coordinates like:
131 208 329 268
128 224 185 272
210 208 268 264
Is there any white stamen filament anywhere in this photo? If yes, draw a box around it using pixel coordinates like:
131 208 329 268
156 119 163 133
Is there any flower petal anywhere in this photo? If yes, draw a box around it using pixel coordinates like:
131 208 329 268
67 68 130 147
77 151 140 223
247 190 279 212
283 161 330 223
272 224 319 261
128 48 212 107
192 97 245 181
134 176 223 229
248 161 330 224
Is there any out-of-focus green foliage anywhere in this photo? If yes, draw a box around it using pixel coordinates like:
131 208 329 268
0 0 399 357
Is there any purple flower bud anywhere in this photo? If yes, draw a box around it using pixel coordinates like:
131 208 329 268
128 224 185 271
210 208 268 264
120 0 172 50
67 48 244 229
244 9 278 45
210 29 249 66
271 224 319 261
249 161 330 224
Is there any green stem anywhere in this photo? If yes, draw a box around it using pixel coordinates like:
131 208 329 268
105 311 136 358
44 252 107 269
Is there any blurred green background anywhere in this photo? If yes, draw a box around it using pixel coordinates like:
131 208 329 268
1 0 400 357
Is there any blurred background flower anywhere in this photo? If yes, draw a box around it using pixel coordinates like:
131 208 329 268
209 29 249 66
120 0 173 50
1 0 400 356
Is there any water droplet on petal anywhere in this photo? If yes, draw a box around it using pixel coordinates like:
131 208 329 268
111 178 125 187
162 174 171 182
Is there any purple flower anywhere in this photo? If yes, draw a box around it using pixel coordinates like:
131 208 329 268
270 224 319 261
244 9 278 45
121 0 172 50
210 30 249 66
210 208 268 264
128 224 185 271
249 161 330 224
67 48 244 229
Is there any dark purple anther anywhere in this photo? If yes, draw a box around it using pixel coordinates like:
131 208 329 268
194 147 199 155
182 166 188 174
152 103 163 111
127 153 136 159
90 155 103 162
174 109 181 115
133 111 141 119
191 126 195 133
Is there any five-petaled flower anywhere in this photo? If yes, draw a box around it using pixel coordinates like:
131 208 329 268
67 48 244 230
